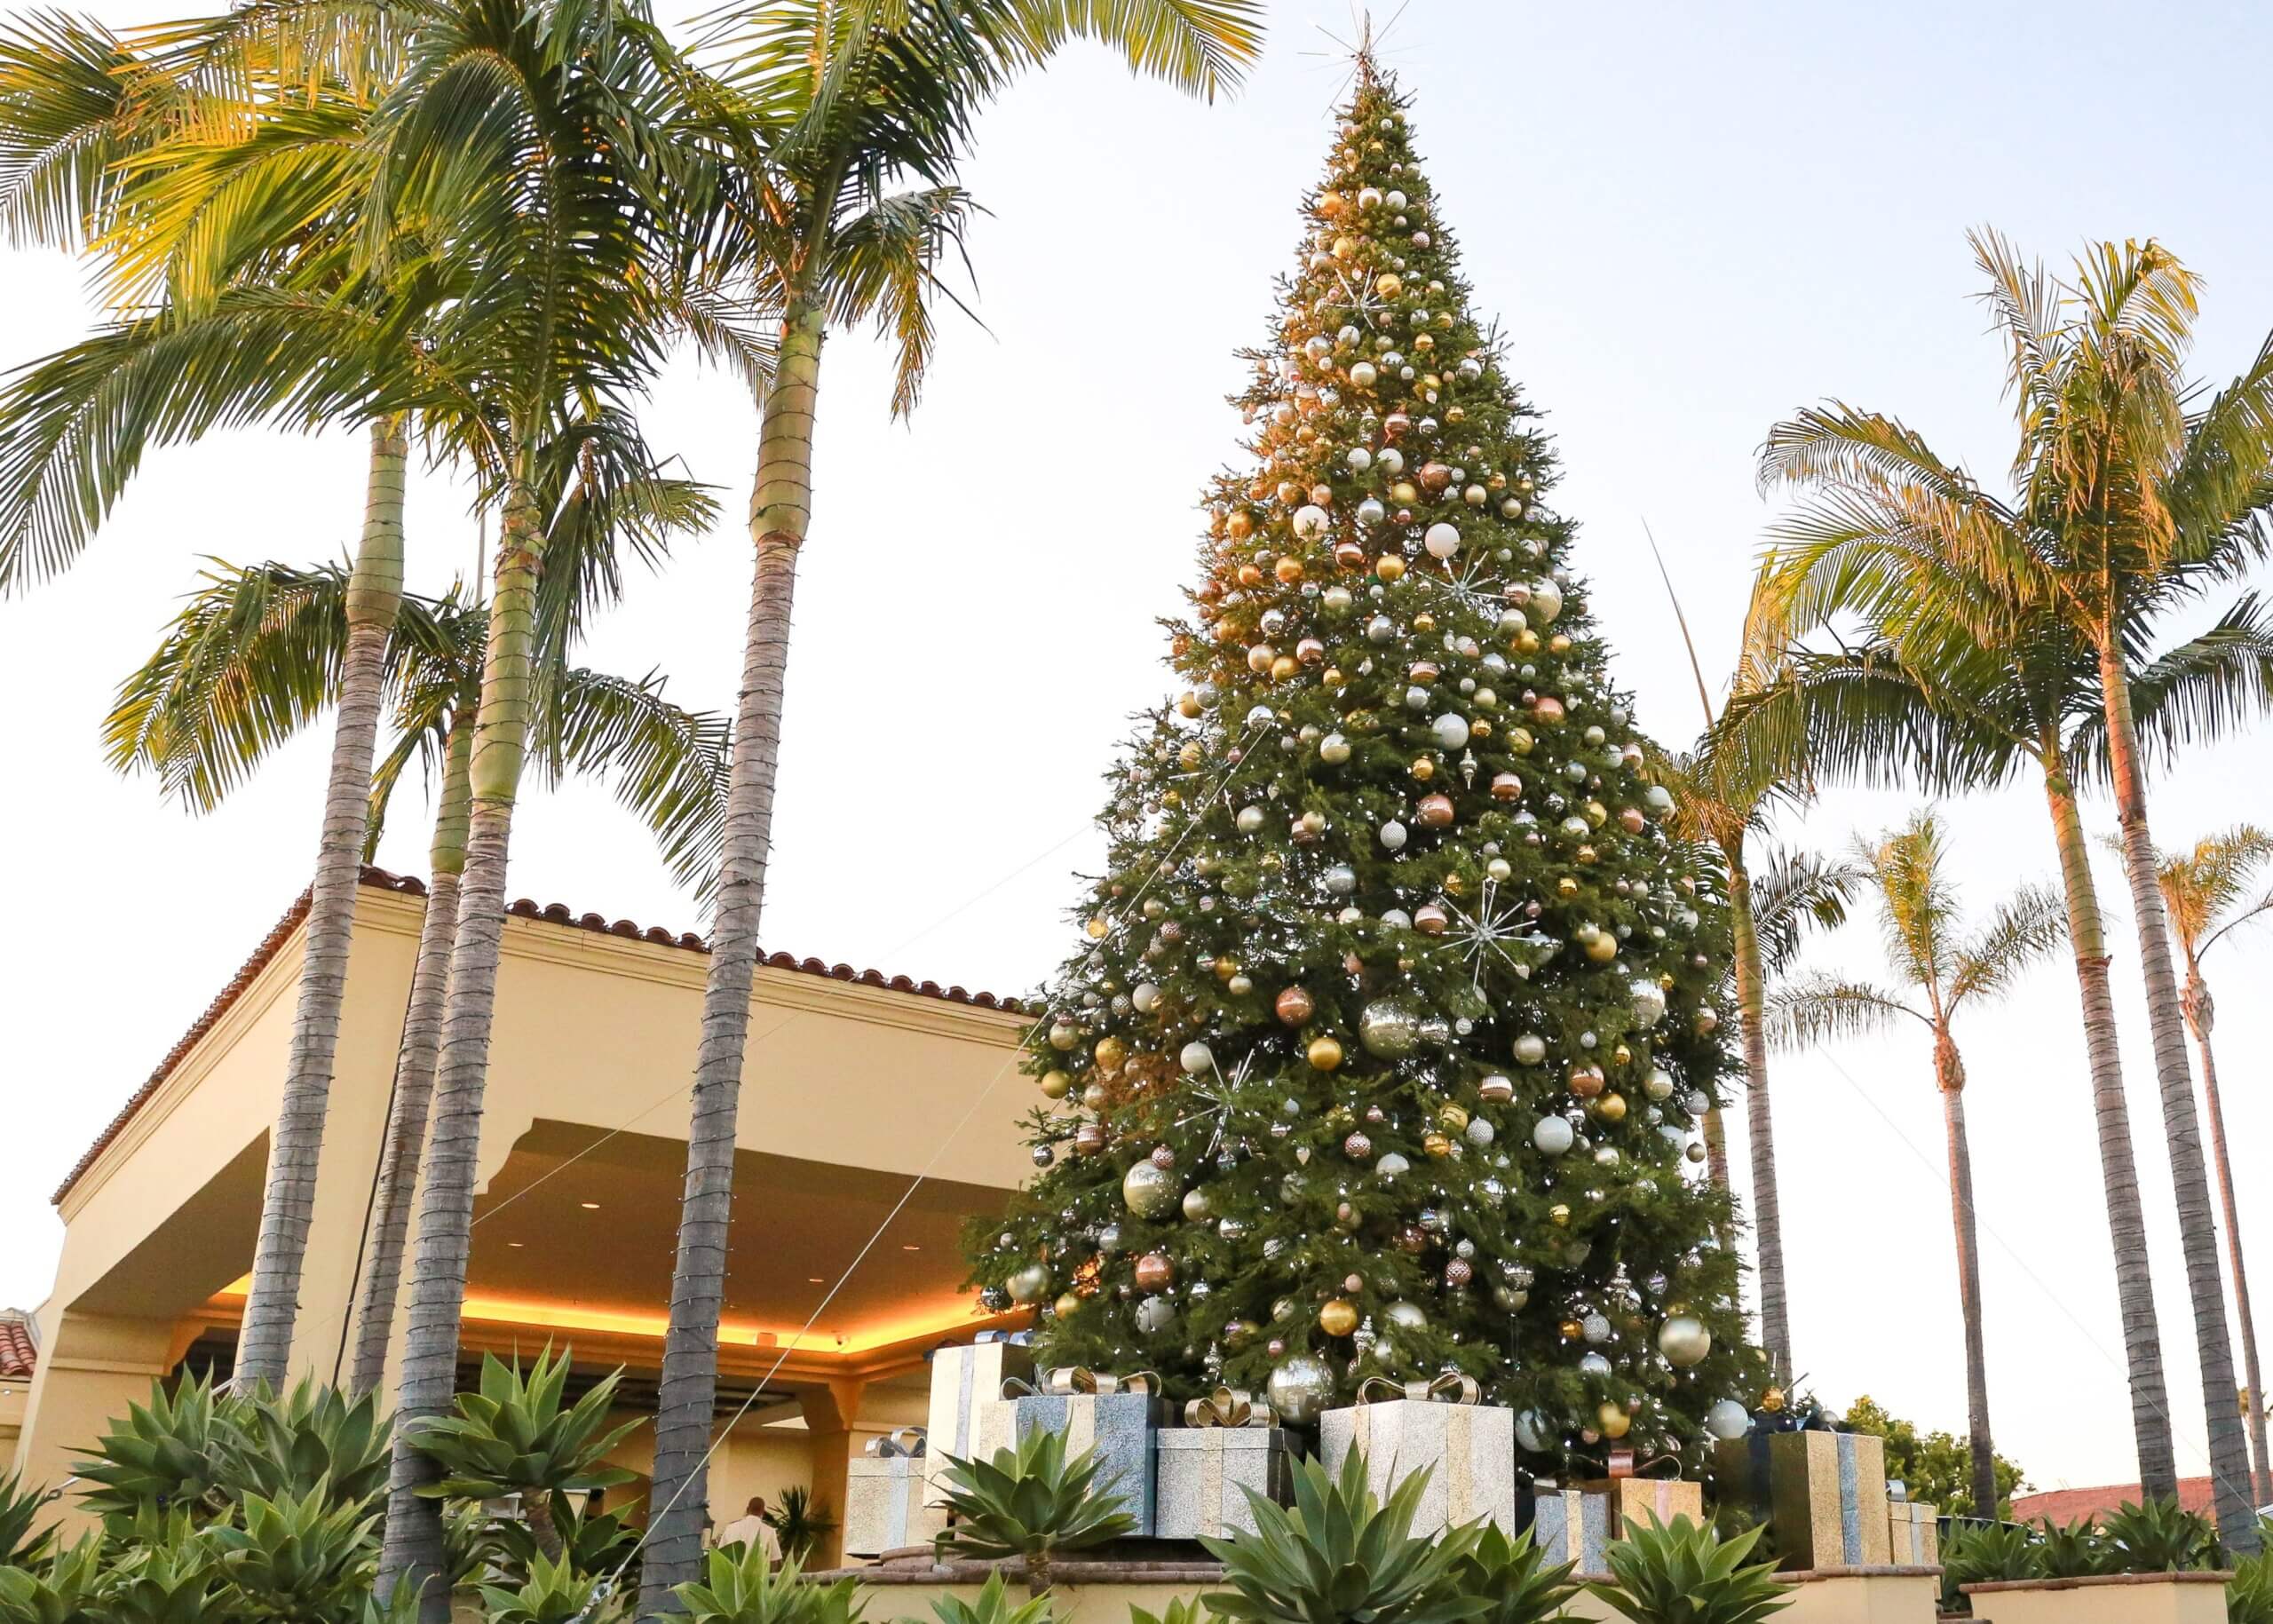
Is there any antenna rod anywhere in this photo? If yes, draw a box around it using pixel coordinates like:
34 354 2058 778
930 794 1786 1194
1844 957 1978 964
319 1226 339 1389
1643 517 1717 730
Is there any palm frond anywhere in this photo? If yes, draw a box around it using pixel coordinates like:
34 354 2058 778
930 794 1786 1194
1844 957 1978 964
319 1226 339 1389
0 9 162 249
2075 592 2273 781
543 669 733 900
1748 844 1866 980
1762 972 1922 1052
828 182 978 415
1949 883 2068 1009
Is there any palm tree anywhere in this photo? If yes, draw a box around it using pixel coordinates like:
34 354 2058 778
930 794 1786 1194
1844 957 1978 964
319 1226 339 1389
2152 826 2273 1502
1724 587 2273 1508
108 533 729 1402
1766 811 2066 1518
1752 230 2273 1549
630 4 1264 1602
0 7 424 1388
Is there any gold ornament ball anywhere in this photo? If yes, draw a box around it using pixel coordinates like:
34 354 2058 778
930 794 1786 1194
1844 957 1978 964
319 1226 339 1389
1584 932 1620 963
1423 1131 1453 1160
1308 1035 1345 1072
1375 553 1406 582
1319 1297 1360 1337
1054 1292 1082 1319
1596 1091 1628 1122
1760 1386 1786 1414
1596 1404 1633 1440
1176 691 1202 719
1275 556 1306 583
1549 1203 1572 1226
1038 1069 1072 1099
1560 1318 1585 1341
1437 1103 1470 1132
1094 1035 1127 1073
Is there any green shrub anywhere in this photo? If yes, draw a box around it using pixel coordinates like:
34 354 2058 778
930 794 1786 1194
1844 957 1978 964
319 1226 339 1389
489 1492 639 1590
2100 1497 2217 1573
0 1475 55 1570
931 1429 1134 1593
764 1485 837 1565
1200 1449 1485 1624
1127 1598 1206 1624
0 1537 106 1624
1939 1522 2037 1615
75 1374 234 1525
1586 1515 1792 1624
1453 1523 1581 1624
2031 1515 2105 1579
204 1481 378 1621
478 1549 622 1624
2230 1549 2273 1624
919 1571 1053 1624
220 1381 392 1509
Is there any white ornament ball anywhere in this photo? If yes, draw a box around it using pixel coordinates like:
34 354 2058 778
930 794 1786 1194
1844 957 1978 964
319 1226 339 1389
1236 804 1265 833
1320 733 1352 764
1325 862 1358 895
1705 1398 1752 1440
1579 1352 1613 1377
1581 1311 1612 1344
1630 978 1668 1027
1133 981 1162 1013
1349 361 1378 390
1346 446 1374 472
1266 1353 1337 1425
1180 1040 1216 1075
1357 497 1386 527
1531 579 1564 622
1424 522 1461 559
1293 504 1329 541
1532 1116 1576 1155
1659 1315 1712 1368
1134 1296 1176 1334
1432 712 1471 749
1379 819 1408 852
1514 1409 1552 1453
1514 1033 1548 1066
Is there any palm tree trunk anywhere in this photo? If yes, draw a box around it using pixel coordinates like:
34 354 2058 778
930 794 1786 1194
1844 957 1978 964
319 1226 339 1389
2184 969 2272 1504
2096 638 2259 1554
2040 763 2177 1497
1935 1031 1998 1518
1701 1107 1731 1192
237 415 408 1390
1727 850 1793 1384
524 1493 564 1563
347 719 473 1398
638 304 826 1618
378 479 548 1621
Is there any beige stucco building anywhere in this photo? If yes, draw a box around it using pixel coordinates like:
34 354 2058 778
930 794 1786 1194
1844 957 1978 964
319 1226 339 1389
10 867 1033 1561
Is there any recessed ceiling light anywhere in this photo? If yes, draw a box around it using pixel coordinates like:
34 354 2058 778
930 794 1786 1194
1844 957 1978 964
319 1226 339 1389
508 1241 525 1248
808 1276 826 1283
901 1244 921 1252
580 1201 601 1210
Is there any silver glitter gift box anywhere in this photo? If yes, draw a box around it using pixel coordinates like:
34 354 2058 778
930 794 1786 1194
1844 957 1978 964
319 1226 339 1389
922 1336 1029 1507
1153 1387 1292 1541
1008 1367 1165 1537
1529 1486 1613 1577
1317 1374 1517 1538
843 1429 933 1557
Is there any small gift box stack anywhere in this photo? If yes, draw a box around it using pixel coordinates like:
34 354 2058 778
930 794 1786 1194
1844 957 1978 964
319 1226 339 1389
843 1428 935 1557
1886 1484 1940 1565
1006 1367 1165 1536
1530 1451 1705 1578
922 1332 1030 1507
1715 1429 1894 1570
1319 1374 1517 1538
1155 1386 1293 1540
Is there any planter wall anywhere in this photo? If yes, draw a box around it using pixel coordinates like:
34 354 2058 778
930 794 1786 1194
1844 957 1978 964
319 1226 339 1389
831 1557 1948 1624
1960 1570 2231 1624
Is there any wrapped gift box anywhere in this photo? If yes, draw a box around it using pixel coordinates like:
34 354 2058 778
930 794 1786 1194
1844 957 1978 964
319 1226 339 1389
1580 1472 1707 1534
1887 1499 1939 1565
1010 1368 1165 1536
1529 1486 1613 1577
1715 1430 1893 1570
844 1429 931 1557
1155 1387 1294 1540
1318 1374 1517 1538
922 1335 1030 1507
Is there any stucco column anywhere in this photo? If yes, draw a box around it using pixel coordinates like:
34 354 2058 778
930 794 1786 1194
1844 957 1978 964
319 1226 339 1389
799 1376 872 1568
11 1311 175 1529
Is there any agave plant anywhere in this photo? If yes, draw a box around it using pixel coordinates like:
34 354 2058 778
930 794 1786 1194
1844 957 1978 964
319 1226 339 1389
1455 1523 1582 1624
931 1430 1135 1594
923 1572 1055 1624
219 1381 392 1509
489 1492 641 1589
407 1351 637 1560
674 1547 866 1624
1586 1516 1792 1624
0 1474 55 1569
763 1484 836 1565
2233 1549 2273 1624
478 1549 623 1624
74 1375 233 1526
1938 1521 2037 1614
204 1482 379 1620
99 1512 220 1624
0 1537 107 1624
1200 1449 1486 1624
2098 1496 2217 1573
2031 1515 2105 1579
1128 1600 1206 1624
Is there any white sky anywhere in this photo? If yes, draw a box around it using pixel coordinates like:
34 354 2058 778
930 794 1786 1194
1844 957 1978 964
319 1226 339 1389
6 0 2273 1497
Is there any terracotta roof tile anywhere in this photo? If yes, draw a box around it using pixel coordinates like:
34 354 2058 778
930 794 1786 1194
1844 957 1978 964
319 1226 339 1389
0 1311 36 1381
2010 1477 2222 1528
51 867 1029 1205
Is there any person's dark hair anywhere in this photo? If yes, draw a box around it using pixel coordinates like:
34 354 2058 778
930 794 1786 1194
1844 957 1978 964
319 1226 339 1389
746 1495 767 1517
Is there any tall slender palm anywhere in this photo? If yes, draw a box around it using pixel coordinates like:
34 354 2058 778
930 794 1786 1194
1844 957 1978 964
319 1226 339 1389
1766 812 2065 1518
2152 826 2273 1502
1643 555 1857 1382
107 542 730 1397
0 7 427 1387
1754 230 2273 1549
631 4 1264 1601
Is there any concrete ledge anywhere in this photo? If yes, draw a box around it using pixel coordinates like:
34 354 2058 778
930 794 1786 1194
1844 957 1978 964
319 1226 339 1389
1960 1570 2231 1624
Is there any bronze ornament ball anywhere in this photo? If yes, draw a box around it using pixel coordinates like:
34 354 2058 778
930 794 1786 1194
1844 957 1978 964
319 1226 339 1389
1133 1252 1175 1293
1276 986 1317 1025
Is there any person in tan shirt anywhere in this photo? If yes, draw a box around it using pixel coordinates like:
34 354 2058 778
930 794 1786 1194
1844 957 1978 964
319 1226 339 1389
714 1495 780 1563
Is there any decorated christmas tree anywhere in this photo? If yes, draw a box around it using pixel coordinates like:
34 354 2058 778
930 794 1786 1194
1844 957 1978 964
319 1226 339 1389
970 57 1768 1477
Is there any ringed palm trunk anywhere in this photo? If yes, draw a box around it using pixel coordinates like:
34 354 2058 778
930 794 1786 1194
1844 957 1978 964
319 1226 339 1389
347 719 472 1397
237 416 409 1390
2040 759 2177 1496
1726 848 1793 1383
378 476 548 1621
639 303 826 1616
2182 964 2272 1503
1934 1028 1998 1517
2095 638 2259 1553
